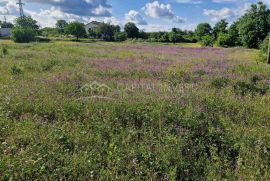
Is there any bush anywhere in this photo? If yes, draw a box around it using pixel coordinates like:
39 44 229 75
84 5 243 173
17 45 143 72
114 32 127 42
211 77 231 89
260 35 269 54
11 65 22 75
11 26 36 43
2 46 8 55
200 35 214 47
216 33 232 47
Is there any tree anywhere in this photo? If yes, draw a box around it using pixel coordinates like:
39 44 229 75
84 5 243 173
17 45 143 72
11 16 38 43
1 22 14 28
195 23 212 41
114 32 127 42
64 22 86 41
216 33 231 47
124 22 139 39
227 21 242 47
200 35 214 47
12 26 36 43
56 20 68 33
41 27 59 37
15 16 39 31
237 2 270 48
96 23 120 41
213 19 228 39
169 32 182 44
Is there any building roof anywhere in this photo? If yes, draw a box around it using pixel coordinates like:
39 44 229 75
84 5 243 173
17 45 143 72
85 21 102 26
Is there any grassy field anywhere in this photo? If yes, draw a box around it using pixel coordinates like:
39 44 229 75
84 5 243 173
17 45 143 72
0 40 270 180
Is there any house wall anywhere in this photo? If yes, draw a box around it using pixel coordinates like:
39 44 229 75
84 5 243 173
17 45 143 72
0 28 12 37
85 24 99 33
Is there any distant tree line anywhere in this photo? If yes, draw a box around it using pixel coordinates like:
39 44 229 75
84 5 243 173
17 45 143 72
6 1 270 54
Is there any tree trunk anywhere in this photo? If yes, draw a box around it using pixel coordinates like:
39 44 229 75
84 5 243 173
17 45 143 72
267 35 270 64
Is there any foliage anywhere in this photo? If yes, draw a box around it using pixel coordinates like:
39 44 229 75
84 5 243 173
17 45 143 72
169 32 182 43
200 35 214 47
15 16 39 31
96 23 120 41
41 27 60 37
124 22 139 39
216 33 232 47
2 46 8 55
213 19 228 39
0 21 14 28
10 65 22 75
237 2 270 48
11 26 37 43
56 20 68 33
260 34 269 53
114 32 127 42
195 23 212 41
64 22 87 41
227 21 242 47
211 76 231 89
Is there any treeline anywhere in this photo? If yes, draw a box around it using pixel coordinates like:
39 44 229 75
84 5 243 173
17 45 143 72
3 1 270 51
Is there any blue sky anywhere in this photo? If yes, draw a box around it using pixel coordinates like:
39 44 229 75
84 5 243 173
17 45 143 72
0 0 268 31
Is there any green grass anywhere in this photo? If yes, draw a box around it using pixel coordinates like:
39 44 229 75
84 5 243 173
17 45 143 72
0 40 270 180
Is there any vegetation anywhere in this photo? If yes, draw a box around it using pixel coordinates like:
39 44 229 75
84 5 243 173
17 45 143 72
56 20 68 33
114 32 128 42
64 22 86 41
0 21 14 28
11 26 37 43
11 16 39 43
124 22 139 39
0 40 269 179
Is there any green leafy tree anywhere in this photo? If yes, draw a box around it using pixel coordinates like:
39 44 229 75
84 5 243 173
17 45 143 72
1 22 14 28
216 33 231 47
200 35 214 47
195 23 212 41
56 20 68 33
11 26 36 43
169 32 182 44
15 16 39 30
227 21 242 47
124 22 139 39
64 22 86 41
114 32 127 42
237 2 270 48
213 19 228 39
96 23 120 41
11 16 39 43
41 27 59 37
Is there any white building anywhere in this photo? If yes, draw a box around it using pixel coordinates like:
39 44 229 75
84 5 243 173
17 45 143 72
84 21 102 33
0 28 12 37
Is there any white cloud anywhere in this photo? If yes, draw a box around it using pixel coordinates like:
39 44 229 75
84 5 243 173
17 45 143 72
103 16 120 26
125 10 147 25
0 0 112 17
143 1 185 23
203 8 234 21
174 0 202 4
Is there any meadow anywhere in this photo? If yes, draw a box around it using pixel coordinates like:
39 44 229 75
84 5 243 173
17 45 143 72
0 40 270 180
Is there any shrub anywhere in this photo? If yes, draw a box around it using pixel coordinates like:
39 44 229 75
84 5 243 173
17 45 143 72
114 32 127 42
211 77 231 89
234 80 269 96
200 35 214 47
260 35 269 54
2 46 8 55
216 33 232 47
11 26 36 43
11 65 22 75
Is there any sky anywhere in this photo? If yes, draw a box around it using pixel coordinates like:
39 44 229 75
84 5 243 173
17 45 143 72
0 0 269 32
